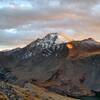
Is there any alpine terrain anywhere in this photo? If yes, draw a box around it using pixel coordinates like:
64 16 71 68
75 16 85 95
0 33 100 100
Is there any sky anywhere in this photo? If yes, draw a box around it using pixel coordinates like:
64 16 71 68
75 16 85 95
0 0 100 50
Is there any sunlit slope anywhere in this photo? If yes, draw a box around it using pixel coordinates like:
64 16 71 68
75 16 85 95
0 81 78 100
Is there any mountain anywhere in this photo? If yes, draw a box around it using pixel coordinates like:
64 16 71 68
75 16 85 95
67 38 100 59
0 33 100 98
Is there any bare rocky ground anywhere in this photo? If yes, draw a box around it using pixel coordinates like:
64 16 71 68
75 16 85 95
0 81 78 100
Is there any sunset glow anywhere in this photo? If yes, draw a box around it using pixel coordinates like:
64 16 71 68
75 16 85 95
67 43 73 49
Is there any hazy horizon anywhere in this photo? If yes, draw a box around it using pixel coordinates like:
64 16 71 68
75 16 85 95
0 0 100 50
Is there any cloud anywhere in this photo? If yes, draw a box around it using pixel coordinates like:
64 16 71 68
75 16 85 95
0 0 100 50
91 3 100 16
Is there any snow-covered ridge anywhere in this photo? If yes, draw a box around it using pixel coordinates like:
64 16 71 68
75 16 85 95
21 33 68 59
28 33 68 49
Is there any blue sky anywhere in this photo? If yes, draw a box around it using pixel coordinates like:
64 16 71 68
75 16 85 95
0 0 100 50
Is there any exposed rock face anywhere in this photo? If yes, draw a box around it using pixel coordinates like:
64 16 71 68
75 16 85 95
0 66 17 83
0 33 100 97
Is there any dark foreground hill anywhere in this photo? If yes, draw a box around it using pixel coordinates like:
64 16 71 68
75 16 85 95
0 33 100 99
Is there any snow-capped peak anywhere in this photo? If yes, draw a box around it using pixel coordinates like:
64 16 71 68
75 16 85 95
28 33 73 50
20 33 69 59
